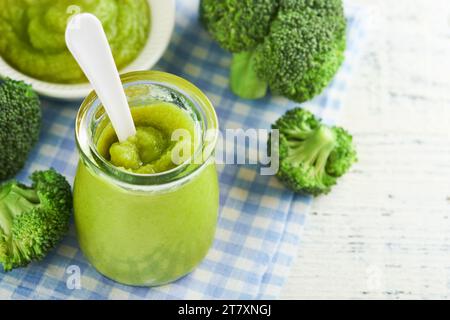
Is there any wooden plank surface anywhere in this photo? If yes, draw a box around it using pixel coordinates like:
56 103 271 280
282 0 450 299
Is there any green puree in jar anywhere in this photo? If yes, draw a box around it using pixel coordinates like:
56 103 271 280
96 103 197 174
0 0 150 83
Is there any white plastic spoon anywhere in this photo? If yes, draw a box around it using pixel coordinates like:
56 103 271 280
65 13 136 142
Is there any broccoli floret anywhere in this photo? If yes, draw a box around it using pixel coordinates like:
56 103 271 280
0 78 42 181
0 169 72 271
200 0 279 53
272 108 357 196
200 0 347 102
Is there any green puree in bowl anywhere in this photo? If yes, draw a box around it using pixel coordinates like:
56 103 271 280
0 0 150 83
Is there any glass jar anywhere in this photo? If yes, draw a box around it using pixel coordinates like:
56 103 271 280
74 71 219 286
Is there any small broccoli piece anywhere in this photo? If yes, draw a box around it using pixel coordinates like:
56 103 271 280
272 108 357 196
0 169 72 271
0 78 42 181
200 0 347 102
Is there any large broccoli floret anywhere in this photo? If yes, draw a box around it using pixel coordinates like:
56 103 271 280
0 78 42 181
200 0 347 102
0 169 72 271
272 108 357 196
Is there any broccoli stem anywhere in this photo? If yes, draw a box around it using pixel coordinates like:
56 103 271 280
230 51 268 100
286 126 336 177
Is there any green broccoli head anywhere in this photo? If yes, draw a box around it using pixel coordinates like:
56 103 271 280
200 0 347 102
0 78 42 181
272 108 357 196
256 0 346 102
0 169 72 271
200 0 278 53
326 127 357 177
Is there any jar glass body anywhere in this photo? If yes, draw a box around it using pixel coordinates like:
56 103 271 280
73 71 219 286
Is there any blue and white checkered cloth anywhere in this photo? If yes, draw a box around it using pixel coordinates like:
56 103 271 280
0 0 367 299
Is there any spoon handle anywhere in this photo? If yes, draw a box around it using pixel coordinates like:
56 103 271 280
66 13 136 142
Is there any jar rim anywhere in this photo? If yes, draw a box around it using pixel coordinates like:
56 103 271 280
75 71 219 189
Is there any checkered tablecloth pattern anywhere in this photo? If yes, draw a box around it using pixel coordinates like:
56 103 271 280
0 0 367 299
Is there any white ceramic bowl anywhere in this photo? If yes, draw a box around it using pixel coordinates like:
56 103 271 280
0 0 175 100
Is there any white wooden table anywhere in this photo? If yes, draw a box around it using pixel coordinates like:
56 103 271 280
282 0 450 299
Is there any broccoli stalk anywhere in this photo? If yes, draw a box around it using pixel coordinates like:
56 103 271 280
273 108 357 196
231 51 268 100
285 126 336 176
0 169 72 271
